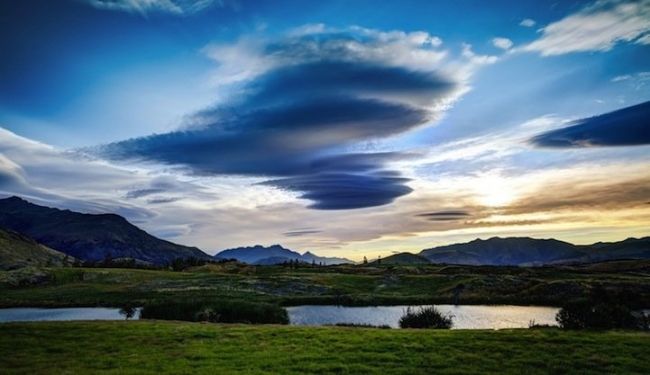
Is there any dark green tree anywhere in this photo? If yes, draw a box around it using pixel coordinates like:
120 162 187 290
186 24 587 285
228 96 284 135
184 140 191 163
119 304 137 320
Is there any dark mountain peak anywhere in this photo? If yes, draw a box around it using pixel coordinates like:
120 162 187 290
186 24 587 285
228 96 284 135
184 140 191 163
619 237 638 243
375 252 430 265
420 236 582 266
215 244 352 265
474 236 573 246
418 235 649 266
223 244 291 252
0 195 31 207
0 197 211 265
215 244 301 263
3 195 26 202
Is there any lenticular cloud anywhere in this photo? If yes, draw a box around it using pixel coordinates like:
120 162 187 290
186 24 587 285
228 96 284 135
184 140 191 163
94 26 468 209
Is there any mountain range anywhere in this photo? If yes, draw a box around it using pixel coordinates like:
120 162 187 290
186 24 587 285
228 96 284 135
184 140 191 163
214 244 353 265
0 196 211 265
0 196 648 268
378 236 650 266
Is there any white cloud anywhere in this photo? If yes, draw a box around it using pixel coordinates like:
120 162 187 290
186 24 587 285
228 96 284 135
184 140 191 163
522 0 650 56
611 74 632 82
637 33 650 44
201 25 488 112
492 37 513 50
86 0 222 15
203 25 450 88
520 18 536 27
611 71 650 90
0 126 220 235
460 43 499 66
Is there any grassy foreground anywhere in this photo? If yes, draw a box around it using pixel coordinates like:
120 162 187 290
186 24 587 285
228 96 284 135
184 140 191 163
1 321 649 374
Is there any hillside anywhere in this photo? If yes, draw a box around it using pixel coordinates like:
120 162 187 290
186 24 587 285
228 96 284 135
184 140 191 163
215 245 353 265
418 236 650 266
216 245 302 264
583 237 650 262
419 237 584 266
0 228 72 270
374 252 430 265
0 196 211 265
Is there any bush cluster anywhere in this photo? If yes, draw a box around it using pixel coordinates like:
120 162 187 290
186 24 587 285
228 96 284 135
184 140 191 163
399 306 453 329
140 300 289 324
556 302 648 330
556 287 649 330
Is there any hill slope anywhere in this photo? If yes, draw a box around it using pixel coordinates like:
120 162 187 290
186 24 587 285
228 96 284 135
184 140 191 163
418 236 650 266
583 237 650 262
0 227 72 270
375 252 431 265
0 196 211 265
419 237 585 266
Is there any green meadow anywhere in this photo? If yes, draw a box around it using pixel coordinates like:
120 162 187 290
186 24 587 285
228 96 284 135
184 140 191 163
1 260 649 308
1 321 649 374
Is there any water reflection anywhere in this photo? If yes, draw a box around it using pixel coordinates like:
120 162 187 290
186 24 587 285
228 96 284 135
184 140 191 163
287 305 560 329
0 307 141 322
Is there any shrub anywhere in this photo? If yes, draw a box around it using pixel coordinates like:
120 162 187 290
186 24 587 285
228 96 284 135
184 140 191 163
556 302 641 330
119 304 137 320
636 311 649 331
140 300 289 324
399 306 453 329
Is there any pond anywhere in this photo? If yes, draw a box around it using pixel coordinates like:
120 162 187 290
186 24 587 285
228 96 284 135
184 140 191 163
0 307 140 322
0 305 560 329
287 305 560 329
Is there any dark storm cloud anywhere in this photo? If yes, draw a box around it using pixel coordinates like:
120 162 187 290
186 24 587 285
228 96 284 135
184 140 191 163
309 152 415 173
263 172 413 210
147 197 182 204
102 97 427 177
125 188 166 199
124 176 188 200
530 101 650 148
245 61 455 107
283 229 322 237
93 30 460 209
416 210 471 221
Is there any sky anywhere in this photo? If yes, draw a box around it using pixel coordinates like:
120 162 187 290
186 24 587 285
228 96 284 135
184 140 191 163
0 0 649 260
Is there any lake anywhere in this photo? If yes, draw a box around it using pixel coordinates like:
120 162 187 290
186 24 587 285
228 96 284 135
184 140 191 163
0 307 140 322
287 305 560 329
0 305 559 329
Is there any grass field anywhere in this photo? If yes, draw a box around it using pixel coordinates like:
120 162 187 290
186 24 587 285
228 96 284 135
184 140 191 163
1 260 649 308
0 321 648 374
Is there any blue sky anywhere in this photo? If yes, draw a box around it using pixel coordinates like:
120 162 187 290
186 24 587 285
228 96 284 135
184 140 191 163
0 0 649 258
